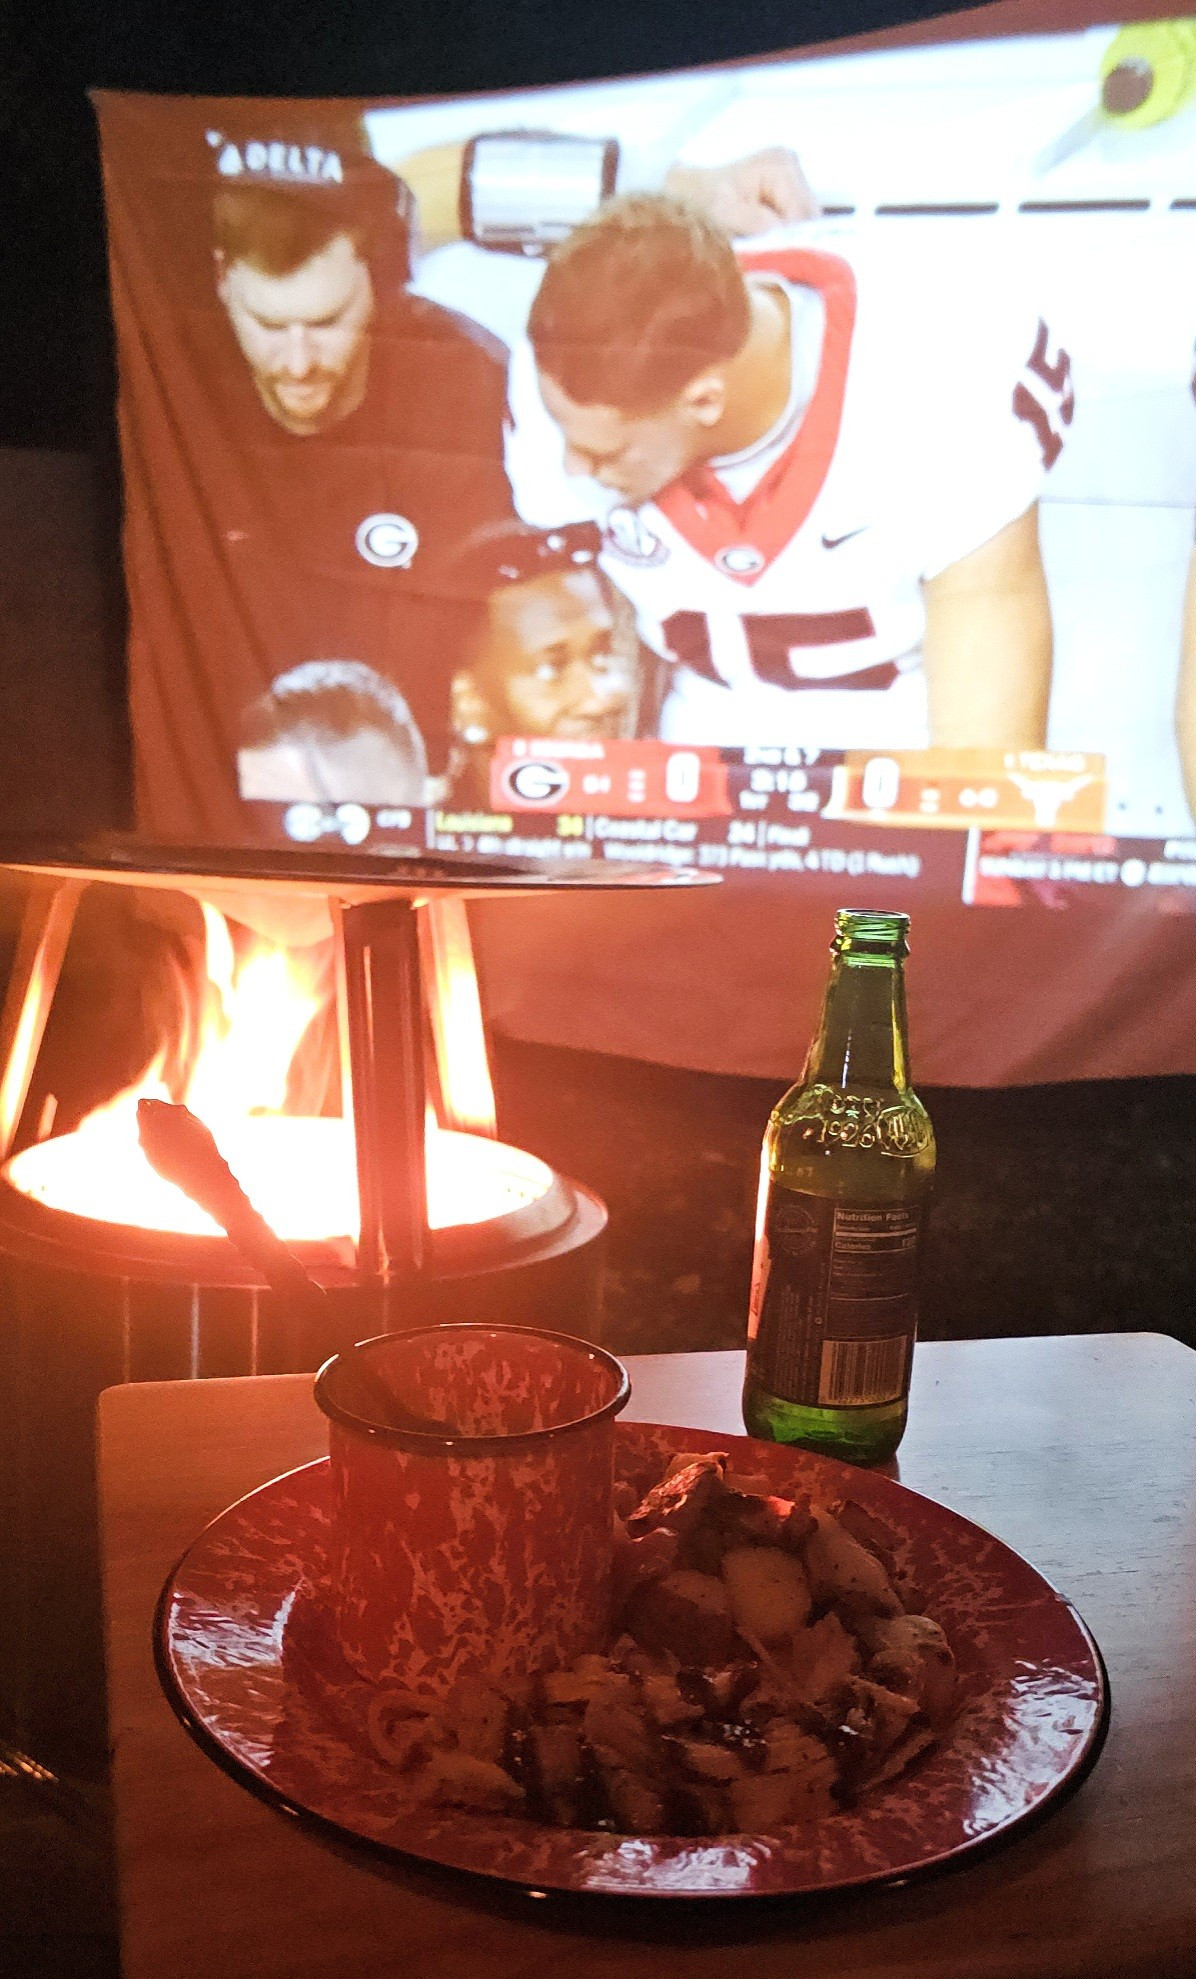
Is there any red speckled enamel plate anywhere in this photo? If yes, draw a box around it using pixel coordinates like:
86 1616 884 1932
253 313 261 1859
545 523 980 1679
155 1423 1107 1900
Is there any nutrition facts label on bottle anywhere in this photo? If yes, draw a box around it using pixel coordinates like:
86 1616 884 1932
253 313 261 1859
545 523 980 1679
749 1192 922 1408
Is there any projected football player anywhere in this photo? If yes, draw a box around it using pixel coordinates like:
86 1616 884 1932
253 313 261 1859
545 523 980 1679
237 660 430 804
444 520 651 804
506 195 1071 753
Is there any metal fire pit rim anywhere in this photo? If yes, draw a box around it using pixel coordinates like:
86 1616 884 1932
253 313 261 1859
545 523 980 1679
0 1159 600 1289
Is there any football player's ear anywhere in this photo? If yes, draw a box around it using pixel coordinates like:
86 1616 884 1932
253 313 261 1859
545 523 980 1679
451 669 493 745
683 370 728 429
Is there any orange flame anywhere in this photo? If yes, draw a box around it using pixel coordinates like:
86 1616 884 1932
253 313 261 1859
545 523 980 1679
5 908 548 1243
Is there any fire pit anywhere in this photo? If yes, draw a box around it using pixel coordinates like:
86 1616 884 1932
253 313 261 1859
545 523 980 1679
0 839 708 1373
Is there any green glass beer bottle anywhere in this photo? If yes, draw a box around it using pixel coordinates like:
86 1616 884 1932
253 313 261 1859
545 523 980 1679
742 909 934 1465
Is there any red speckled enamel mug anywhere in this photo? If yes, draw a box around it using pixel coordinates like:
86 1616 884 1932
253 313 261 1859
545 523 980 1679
314 1324 630 1696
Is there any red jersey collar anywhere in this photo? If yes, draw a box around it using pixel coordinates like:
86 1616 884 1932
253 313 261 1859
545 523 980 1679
653 246 857 587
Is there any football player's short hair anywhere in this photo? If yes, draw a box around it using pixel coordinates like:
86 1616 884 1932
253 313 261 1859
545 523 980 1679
241 661 424 752
528 194 751 414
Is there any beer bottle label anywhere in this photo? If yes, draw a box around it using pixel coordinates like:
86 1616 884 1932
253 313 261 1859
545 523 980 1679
748 1188 922 1408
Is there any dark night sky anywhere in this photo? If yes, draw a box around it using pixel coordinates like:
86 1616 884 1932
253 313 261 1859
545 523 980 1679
1 0 986 450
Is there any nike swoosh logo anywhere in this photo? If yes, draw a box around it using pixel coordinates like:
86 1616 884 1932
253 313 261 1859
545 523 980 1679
821 527 868 551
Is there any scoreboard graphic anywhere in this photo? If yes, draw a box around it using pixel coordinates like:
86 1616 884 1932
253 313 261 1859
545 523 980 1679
247 742 1196 913
489 741 1108 835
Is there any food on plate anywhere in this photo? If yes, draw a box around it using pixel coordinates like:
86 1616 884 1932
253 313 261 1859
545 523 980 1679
365 1450 956 1835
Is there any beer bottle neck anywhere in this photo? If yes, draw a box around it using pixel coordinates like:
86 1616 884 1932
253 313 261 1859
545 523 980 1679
804 954 910 1093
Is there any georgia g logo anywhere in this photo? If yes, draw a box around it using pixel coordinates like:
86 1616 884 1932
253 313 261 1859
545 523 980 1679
356 512 419 569
603 506 667 569
500 759 570 806
714 543 766 579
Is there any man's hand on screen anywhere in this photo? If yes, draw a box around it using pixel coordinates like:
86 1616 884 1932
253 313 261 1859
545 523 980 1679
664 147 819 235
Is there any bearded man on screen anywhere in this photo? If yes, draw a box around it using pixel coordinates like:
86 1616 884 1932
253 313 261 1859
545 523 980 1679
94 97 517 841
505 195 1072 753
203 117 516 778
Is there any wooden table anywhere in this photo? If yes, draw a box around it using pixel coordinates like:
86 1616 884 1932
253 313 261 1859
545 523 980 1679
98 1334 1196 1979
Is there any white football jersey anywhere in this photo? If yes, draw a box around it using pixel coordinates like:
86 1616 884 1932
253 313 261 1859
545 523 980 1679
506 232 1073 749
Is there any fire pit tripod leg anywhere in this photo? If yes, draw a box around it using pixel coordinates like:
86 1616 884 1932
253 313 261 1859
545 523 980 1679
0 879 83 1160
334 897 427 1296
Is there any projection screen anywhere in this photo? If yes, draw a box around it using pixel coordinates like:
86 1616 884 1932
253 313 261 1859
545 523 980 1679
94 3 1196 1082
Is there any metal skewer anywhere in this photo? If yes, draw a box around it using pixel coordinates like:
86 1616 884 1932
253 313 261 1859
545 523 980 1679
135 1098 450 1435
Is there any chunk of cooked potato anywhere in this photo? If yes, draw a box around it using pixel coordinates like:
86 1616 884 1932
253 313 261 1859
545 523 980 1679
720 1544 811 1644
761 1718 834 1777
603 1766 668 1835
833 1498 900 1573
541 1658 634 1708
414 1747 524 1811
727 1741 837 1831
583 1692 660 1776
623 1567 740 1665
672 1735 752 1783
726 1770 805 1832
859 1612 956 1723
441 1679 510 1765
787 1611 860 1707
637 1669 704 1729
803 1507 903 1615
